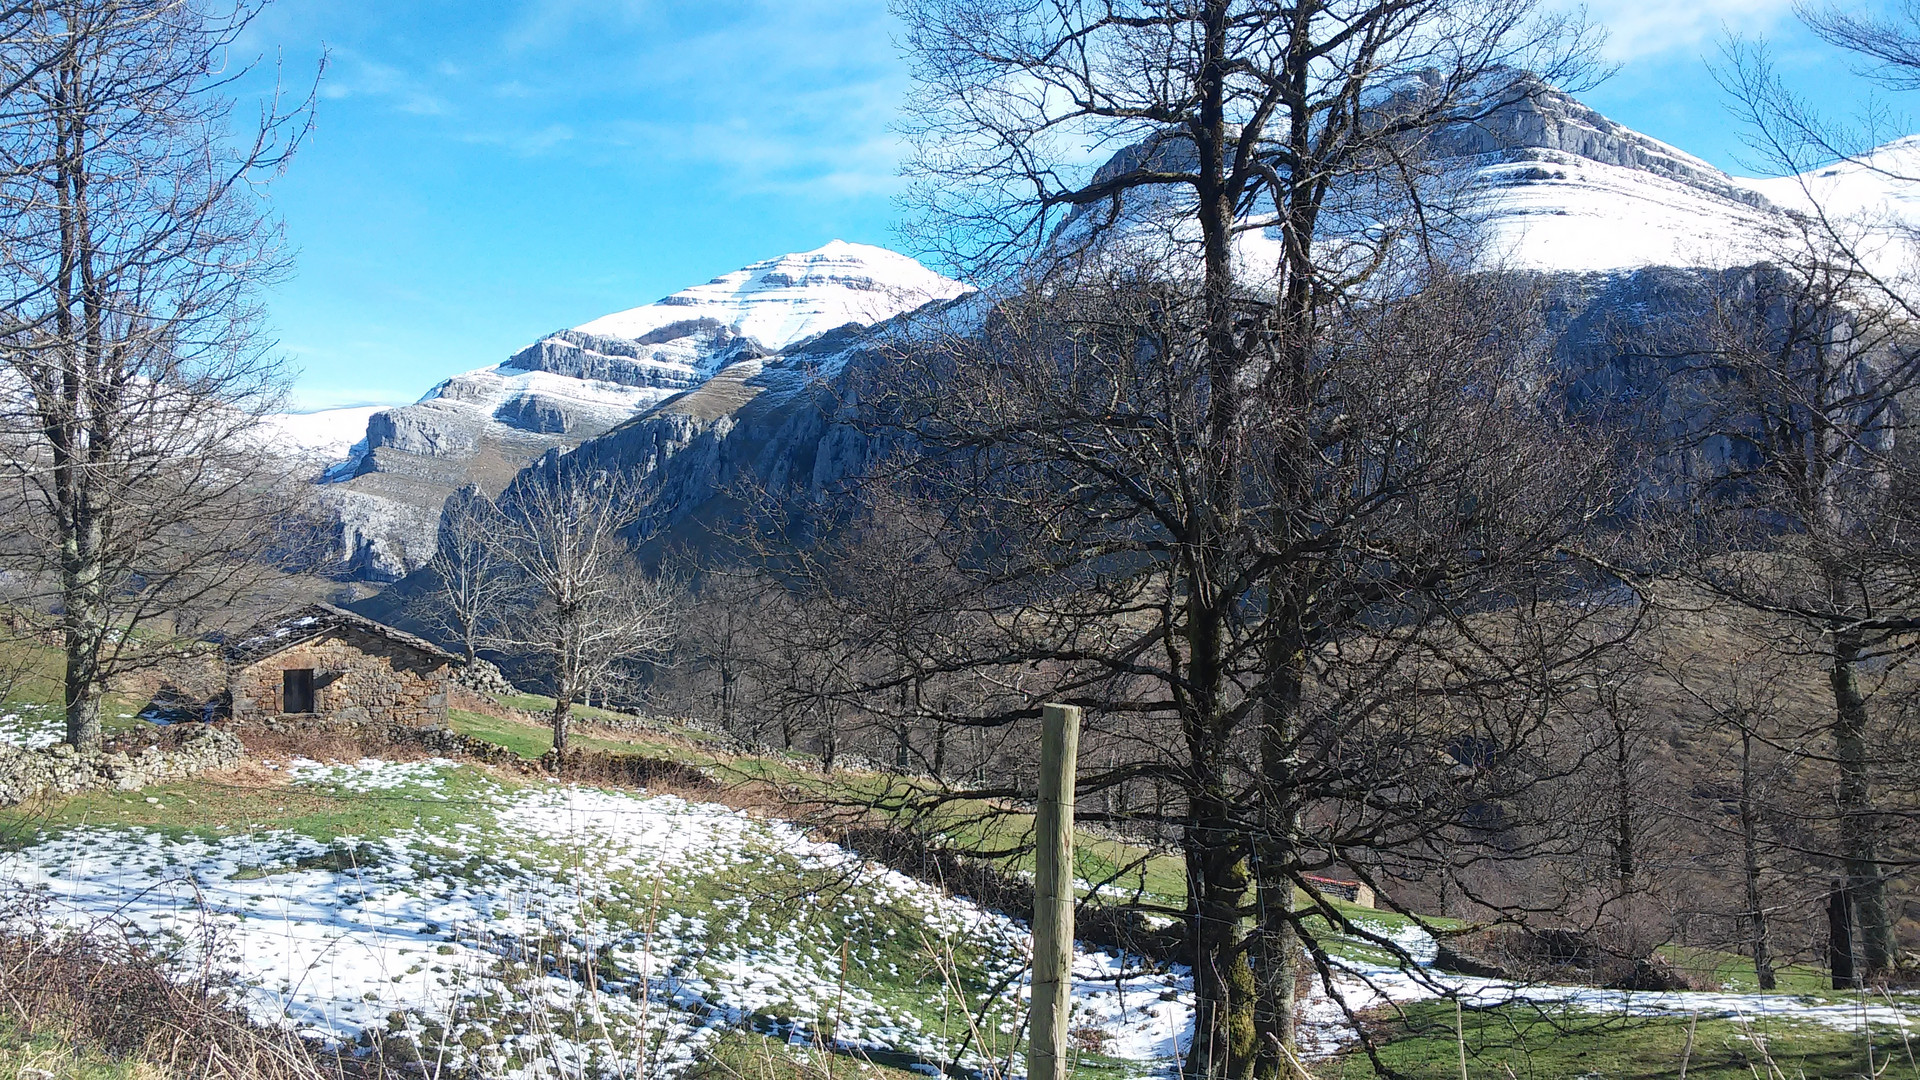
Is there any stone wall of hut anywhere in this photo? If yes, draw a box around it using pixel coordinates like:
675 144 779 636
230 626 448 725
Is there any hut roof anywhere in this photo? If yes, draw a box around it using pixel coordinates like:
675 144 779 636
222 604 460 666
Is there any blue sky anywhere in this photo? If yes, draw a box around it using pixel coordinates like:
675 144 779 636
244 0 1903 410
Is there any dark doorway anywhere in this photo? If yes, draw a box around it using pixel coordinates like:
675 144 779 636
283 668 316 714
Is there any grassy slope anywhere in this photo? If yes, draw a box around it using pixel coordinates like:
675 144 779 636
2 633 1908 1078
452 698 1191 902
1663 944 1834 996
1319 1000 1920 1080
446 696 1416 936
0 761 518 849
1 637 159 742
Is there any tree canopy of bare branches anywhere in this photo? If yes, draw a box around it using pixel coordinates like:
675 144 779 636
486 463 677 753
0 0 316 748
1650 245 1920 977
417 485 514 666
725 6 1635 1076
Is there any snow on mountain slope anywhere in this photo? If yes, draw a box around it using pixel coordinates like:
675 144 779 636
1451 86 1920 273
393 241 967 442
426 366 679 430
263 406 388 459
575 240 970 350
1737 136 1920 223
1730 137 1920 276
1467 149 1793 272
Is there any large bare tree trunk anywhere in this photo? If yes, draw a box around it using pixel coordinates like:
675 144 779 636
550 678 573 754
1253 647 1305 1077
1185 808 1255 1080
1738 728 1777 990
1829 632 1894 973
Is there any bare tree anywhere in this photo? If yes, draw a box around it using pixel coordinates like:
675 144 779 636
488 465 677 753
417 485 513 666
1654 249 1920 978
0 0 316 749
774 260 1636 1079
857 6 1619 1072
1708 0 1920 982
1664 649 1807 991
667 569 772 740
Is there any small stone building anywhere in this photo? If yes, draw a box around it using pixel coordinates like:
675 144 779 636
224 604 457 725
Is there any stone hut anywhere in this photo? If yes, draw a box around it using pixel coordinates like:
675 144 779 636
224 604 457 725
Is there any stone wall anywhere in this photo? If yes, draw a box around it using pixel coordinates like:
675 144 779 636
230 626 448 726
453 658 516 695
0 725 242 806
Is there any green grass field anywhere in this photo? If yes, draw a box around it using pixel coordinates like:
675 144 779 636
1319 1000 1920 1080
1660 944 1838 996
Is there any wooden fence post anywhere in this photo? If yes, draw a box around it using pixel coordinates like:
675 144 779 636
1029 702 1082 1080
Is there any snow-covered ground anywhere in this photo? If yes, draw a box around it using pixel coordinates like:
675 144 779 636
0 702 138 749
262 405 390 460
1296 920 1919 1056
0 702 61 750
1 752 1912 1077
0 758 1187 1079
1469 150 1790 272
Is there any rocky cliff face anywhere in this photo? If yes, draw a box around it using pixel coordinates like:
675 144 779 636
454 86 1896 570
1425 80 1775 212
325 83 1915 584
479 267 1756 571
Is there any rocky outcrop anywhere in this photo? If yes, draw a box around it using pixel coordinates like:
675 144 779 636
505 327 762 388
1425 78 1776 211
0 725 243 806
318 486 442 582
363 400 489 459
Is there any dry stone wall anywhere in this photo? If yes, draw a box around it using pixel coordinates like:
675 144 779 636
0 725 242 806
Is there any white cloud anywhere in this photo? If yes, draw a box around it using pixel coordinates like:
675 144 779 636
469 1 911 197
1578 0 1797 61
314 51 449 116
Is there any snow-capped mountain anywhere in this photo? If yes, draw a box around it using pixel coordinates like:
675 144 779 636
314 84 1920 585
1432 82 1920 275
575 240 970 349
1427 83 1793 272
298 242 967 579
451 86 1920 580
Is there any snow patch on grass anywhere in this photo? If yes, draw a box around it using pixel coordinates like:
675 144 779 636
0 758 1191 1078
1298 920 1920 1055
0 703 61 750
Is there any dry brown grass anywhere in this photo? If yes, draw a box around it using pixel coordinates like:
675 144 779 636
0 900 379 1079
225 720 431 766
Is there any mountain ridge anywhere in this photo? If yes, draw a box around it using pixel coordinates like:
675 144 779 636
299 84 1920 582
